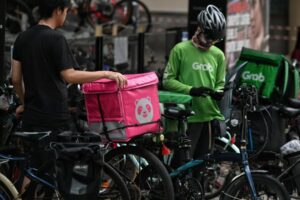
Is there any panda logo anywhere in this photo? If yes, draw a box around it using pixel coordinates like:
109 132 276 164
135 97 154 123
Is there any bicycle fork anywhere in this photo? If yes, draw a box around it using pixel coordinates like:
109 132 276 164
240 143 260 200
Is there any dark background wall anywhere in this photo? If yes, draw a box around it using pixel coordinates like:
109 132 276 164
0 0 6 83
269 0 289 55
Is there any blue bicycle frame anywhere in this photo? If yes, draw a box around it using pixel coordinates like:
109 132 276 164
0 153 57 190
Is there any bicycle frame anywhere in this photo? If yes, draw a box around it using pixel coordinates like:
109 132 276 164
167 132 240 178
0 153 57 190
233 86 261 200
116 144 149 167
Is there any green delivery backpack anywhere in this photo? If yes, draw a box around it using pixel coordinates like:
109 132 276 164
232 48 300 152
235 47 299 102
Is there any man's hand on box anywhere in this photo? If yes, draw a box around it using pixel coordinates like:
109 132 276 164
107 72 128 89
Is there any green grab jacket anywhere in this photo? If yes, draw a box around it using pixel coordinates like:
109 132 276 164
163 40 226 122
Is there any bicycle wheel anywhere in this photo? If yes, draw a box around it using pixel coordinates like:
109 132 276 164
99 163 131 200
6 0 34 34
114 0 152 33
23 162 130 200
0 172 20 200
84 0 134 34
105 145 174 200
173 176 204 200
220 173 290 200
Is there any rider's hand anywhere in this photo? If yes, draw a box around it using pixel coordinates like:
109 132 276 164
16 104 24 118
107 71 128 89
189 87 212 97
210 91 224 101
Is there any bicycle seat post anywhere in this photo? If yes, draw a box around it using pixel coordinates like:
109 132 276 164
178 115 192 163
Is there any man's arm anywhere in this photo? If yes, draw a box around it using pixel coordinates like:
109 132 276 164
215 54 226 92
60 68 127 88
11 59 24 105
163 48 192 94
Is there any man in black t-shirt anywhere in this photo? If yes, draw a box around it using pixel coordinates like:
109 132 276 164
11 0 127 134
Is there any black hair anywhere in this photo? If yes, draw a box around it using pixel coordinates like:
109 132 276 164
38 0 71 19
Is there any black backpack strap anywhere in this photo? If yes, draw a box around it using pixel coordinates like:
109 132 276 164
96 94 111 141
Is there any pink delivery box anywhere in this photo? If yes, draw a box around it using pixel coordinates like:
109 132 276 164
82 72 161 142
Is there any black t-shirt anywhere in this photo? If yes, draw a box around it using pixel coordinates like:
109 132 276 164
13 25 76 128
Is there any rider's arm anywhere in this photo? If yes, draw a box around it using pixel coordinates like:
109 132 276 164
214 53 226 92
163 47 192 94
11 59 25 105
60 69 127 88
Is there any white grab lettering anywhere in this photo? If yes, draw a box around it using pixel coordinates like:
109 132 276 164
192 62 213 72
242 71 265 82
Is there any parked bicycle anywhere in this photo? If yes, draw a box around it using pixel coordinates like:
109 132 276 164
6 0 152 35
220 85 290 199
157 90 240 200
80 72 175 200
154 84 289 199
0 131 131 199
249 100 300 199
69 0 151 34
5 0 36 34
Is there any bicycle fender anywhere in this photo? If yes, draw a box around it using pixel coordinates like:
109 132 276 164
229 170 268 183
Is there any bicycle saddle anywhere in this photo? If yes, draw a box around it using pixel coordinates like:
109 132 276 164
287 98 300 108
278 106 300 118
164 107 195 119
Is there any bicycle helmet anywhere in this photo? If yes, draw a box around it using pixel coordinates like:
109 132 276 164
197 5 226 41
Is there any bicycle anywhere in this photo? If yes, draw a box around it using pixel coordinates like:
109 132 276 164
95 114 175 200
154 85 290 200
249 100 300 199
154 62 249 199
5 0 151 36
66 0 152 34
5 0 35 34
82 72 175 200
0 131 131 199
160 105 239 200
220 85 290 200
68 0 132 34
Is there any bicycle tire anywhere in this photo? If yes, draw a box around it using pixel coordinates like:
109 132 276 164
105 145 175 200
0 172 20 200
23 162 130 200
220 173 290 200
99 163 131 200
114 0 152 33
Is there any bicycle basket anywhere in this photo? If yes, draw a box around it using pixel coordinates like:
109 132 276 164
51 142 104 200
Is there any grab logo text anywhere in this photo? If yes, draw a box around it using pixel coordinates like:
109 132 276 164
192 62 213 72
242 71 265 82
